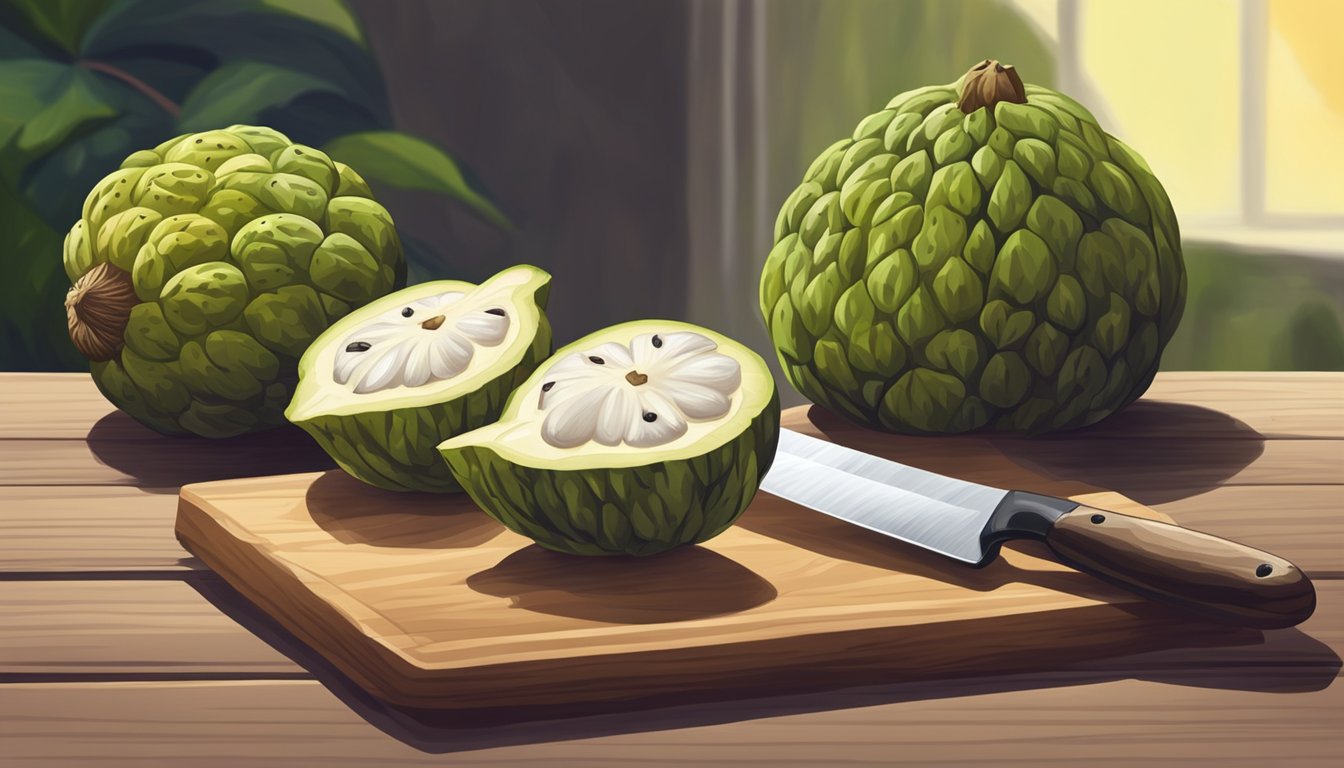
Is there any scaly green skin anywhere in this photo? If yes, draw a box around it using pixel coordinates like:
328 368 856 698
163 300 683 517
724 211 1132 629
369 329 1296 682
760 82 1186 434
64 125 405 438
442 389 780 556
293 312 552 493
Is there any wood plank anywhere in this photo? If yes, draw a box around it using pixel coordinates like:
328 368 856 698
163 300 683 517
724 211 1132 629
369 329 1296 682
2 415 1335 491
0 422 334 489
1137 371 1344 438
3 372 1340 441
6 483 1339 575
0 373 117 440
173 466 1337 712
1155 486 1344 576
0 579 303 678
784 406 1344 502
173 468 1210 711
2 576 1338 682
2 675 1340 766
0 487 195 572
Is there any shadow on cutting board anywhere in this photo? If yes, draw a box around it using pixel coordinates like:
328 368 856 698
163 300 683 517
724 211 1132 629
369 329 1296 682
306 471 504 549
797 399 1265 506
189 573 1339 755
86 411 334 492
467 545 778 623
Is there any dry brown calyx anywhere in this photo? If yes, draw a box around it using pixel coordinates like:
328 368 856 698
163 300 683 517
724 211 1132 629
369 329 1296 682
625 370 648 386
66 263 137 362
957 59 1027 113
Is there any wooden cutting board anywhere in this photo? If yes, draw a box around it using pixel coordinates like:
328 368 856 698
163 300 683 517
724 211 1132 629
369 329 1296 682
176 405 1227 716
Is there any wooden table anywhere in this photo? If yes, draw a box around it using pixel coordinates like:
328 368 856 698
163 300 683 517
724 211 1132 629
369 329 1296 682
2 372 1341 767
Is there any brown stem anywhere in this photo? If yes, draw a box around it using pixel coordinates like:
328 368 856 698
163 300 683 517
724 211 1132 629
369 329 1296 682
67 263 137 362
957 59 1027 113
80 60 181 119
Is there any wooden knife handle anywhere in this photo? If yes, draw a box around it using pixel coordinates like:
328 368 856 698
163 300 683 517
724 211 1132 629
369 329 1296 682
1045 506 1316 629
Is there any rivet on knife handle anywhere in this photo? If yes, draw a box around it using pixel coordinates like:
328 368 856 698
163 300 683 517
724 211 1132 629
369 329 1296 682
981 491 1317 629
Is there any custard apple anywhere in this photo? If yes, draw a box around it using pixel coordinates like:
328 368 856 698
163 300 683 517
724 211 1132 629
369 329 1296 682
287 265 552 493
439 320 780 556
760 60 1186 434
62 125 406 438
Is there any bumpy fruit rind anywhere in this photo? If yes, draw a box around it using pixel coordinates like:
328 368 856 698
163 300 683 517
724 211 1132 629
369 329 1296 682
286 266 553 493
64 125 406 437
760 68 1186 434
439 320 781 556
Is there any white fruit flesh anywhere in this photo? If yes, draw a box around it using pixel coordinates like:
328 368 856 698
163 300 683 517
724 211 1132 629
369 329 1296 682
334 291 510 394
538 332 740 448
439 320 774 471
287 265 548 420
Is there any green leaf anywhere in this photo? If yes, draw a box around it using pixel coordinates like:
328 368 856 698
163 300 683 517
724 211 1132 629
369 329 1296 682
324 131 512 230
4 0 110 54
256 0 364 46
17 69 117 156
0 180 83 371
177 61 345 133
0 59 69 154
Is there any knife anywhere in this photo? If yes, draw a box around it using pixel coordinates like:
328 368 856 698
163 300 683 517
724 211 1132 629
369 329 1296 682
760 428 1315 629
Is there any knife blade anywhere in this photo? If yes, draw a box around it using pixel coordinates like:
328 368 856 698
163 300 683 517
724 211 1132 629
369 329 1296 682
760 428 1316 628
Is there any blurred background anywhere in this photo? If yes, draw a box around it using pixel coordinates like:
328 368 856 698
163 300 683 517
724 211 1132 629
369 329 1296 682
3 0 1342 384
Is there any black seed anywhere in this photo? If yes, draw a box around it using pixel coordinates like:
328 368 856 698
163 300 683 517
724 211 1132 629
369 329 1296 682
1256 563 1274 578
643 412 657 423
345 341 371 353
401 307 414 317
270 181 277 187
652 335 662 348
295 149 303 155
205 157 211 163
216 143 224 149
1090 514 1105 524
588 356 605 365
114 193 121 198
485 308 506 316
194 139 202 144
542 382 555 392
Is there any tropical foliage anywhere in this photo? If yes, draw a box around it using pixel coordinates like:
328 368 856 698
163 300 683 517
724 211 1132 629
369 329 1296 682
0 0 506 370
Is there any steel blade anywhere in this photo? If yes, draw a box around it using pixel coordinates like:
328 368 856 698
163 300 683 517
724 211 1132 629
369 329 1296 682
761 434 1009 564
776 429 1008 512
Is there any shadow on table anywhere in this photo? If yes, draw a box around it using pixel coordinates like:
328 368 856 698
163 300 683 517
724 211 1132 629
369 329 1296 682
189 575 1339 755
800 399 1266 506
86 411 334 492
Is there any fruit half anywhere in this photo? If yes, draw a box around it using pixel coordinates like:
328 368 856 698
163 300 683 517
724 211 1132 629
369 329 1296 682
439 320 780 555
287 265 551 492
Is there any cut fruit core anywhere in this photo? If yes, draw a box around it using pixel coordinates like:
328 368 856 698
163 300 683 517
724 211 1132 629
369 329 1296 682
334 291 510 394
536 331 742 449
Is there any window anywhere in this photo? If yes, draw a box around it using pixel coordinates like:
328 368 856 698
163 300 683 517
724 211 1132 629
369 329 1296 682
1051 0 1344 252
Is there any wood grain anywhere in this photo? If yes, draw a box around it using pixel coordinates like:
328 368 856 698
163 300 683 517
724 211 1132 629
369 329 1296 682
0 486 194 572
1 372 1340 762
176 454 1321 712
3 675 1341 766
2 577 1336 681
0 580 303 678
1135 371 1344 438
6 371 1340 439
0 423 334 488
7 484 1340 574
4 419 1334 489
781 406 1344 499
1045 506 1316 628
